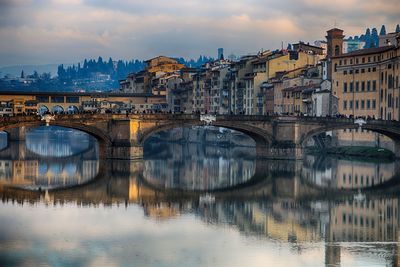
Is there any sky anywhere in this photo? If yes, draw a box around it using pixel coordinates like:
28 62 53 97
0 0 399 67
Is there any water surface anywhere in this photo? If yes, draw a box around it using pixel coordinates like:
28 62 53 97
0 126 400 267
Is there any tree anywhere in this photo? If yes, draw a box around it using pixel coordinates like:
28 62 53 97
379 25 386 36
57 64 66 79
396 24 400 33
40 72 51 80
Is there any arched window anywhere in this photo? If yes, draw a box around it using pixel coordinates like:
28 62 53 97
335 45 340 56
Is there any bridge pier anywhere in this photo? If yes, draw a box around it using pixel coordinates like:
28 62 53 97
105 143 144 160
6 127 28 142
256 144 304 160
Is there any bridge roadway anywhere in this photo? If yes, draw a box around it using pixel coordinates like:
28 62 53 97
1 114 400 159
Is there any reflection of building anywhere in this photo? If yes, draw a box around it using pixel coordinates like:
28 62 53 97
0 159 99 189
143 142 256 190
329 198 400 242
302 155 396 189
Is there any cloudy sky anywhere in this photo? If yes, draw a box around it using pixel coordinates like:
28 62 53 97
0 0 399 67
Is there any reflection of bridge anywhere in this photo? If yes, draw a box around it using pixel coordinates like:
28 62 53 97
2 114 400 159
0 140 98 161
2 160 399 266
0 143 99 189
3 159 399 205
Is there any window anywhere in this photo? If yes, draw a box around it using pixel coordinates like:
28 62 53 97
373 80 377 91
350 82 354 92
372 67 377 72
51 96 64 103
343 100 347 109
349 100 353 109
372 100 376 109
361 69 365 73
349 70 353 74
367 100 371 109
356 81 359 92
361 100 365 109
361 81 365 91
66 96 79 103
36 96 49 103
335 45 340 56
355 100 359 109
388 74 393 89
367 81 371 91
344 82 348 92
344 70 347 75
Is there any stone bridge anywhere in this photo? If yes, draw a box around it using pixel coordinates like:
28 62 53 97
1 114 400 159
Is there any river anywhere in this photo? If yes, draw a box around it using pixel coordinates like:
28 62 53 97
0 126 399 267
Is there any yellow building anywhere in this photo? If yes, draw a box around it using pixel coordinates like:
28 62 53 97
331 32 400 120
244 50 320 115
328 29 400 149
144 56 185 74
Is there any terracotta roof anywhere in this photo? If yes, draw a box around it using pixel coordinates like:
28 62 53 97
332 45 395 58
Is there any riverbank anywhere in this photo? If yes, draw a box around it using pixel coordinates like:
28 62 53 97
306 146 395 161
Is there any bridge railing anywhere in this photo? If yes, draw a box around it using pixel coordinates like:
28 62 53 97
3 113 400 129
0 115 41 125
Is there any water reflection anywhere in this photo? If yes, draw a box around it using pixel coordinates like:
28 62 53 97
0 127 99 190
302 154 397 189
144 142 256 190
0 131 7 150
26 126 92 157
1 130 400 266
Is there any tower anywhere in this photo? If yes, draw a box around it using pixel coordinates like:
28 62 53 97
326 28 344 80
218 48 224 60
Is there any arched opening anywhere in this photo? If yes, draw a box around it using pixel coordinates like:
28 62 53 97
302 126 396 158
67 105 79 114
0 125 101 190
142 125 259 191
301 125 399 190
38 105 49 115
52 105 64 114
334 45 340 56
25 126 97 158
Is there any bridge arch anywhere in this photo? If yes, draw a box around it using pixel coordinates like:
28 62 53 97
139 121 273 148
38 105 49 115
0 121 112 159
300 121 400 156
52 105 64 114
67 105 79 114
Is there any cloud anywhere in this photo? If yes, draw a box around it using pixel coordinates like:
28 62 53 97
0 0 399 66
